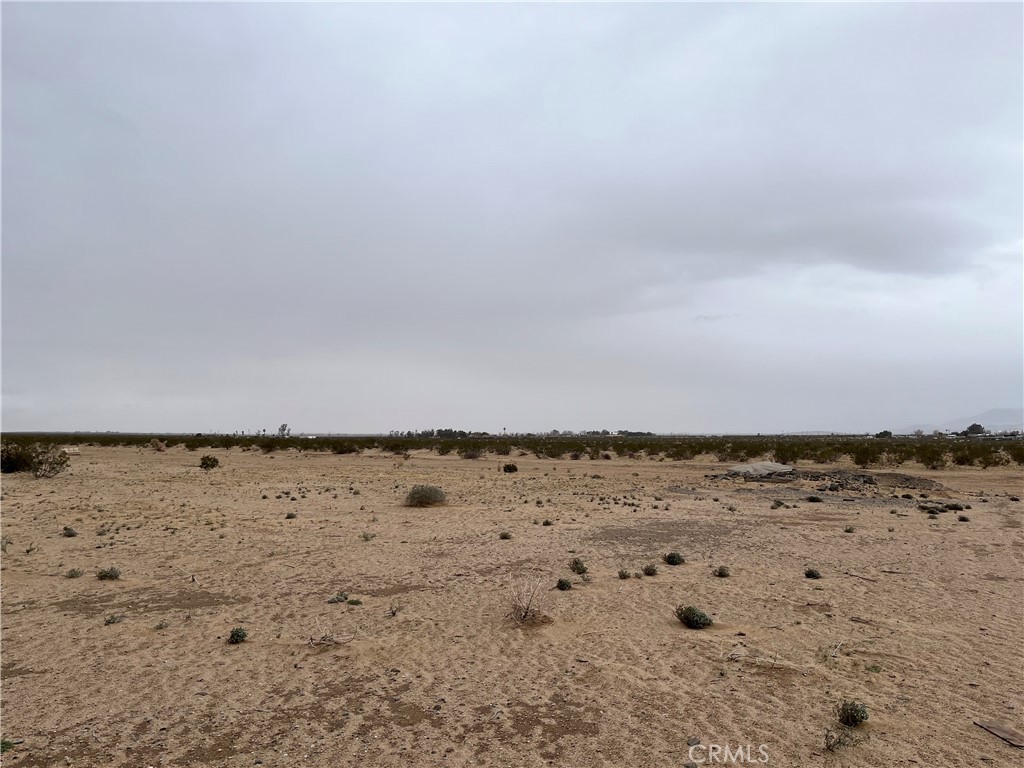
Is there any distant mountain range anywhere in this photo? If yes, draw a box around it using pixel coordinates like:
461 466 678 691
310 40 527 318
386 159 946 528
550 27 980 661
901 407 1024 435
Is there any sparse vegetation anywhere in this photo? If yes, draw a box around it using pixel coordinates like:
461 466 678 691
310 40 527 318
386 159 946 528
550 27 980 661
805 568 822 579
199 455 219 471
3 427 1017 762
360 532 376 541
97 567 121 580
405 484 446 507
285 512 297 519
642 563 658 576
843 526 854 533
957 514 970 522
676 605 713 629
327 592 349 604
65 568 84 578
556 578 572 591
62 526 78 537
807 495 823 503
502 463 518 473
542 519 553 526
835 700 869 727
228 627 248 644
713 565 731 578
663 551 684 566
104 614 124 625
568 557 588 575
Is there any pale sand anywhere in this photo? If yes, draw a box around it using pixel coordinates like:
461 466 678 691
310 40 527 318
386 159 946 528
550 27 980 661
1 447 1022 767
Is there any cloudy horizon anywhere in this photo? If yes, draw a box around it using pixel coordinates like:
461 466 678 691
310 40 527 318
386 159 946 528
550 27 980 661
3 3 1021 435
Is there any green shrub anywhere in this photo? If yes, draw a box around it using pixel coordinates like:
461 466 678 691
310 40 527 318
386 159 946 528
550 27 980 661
843 526 854 533
618 569 630 580
104 614 124 626
805 568 821 579
347 599 362 606
1 737 15 753
1 443 35 473
807 495 823 503
97 567 121 580
228 627 248 644
405 485 446 507
957 514 969 522
502 463 518 473
542 519 553 526
499 531 512 540
459 447 483 460
663 551 684 566
642 563 658 576
676 605 713 629
285 512 297 520
65 568 84 578
713 565 731 578
62 526 78 538
199 455 219 471
556 578 572 591
835 700 868 727
568 558 588 575
1 443 70 477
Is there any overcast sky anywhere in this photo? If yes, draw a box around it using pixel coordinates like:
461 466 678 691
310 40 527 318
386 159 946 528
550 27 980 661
3 3 1021 435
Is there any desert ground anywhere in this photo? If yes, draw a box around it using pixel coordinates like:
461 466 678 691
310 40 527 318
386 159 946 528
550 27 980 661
1 446 1021 767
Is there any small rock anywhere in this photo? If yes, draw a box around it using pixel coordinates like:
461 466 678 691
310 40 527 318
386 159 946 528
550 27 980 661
687 736 700 746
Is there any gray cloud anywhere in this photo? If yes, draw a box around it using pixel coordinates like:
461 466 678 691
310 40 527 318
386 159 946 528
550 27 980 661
3 3 1021 433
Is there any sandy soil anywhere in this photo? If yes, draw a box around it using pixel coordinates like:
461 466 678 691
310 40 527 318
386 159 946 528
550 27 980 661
1 446 1022 767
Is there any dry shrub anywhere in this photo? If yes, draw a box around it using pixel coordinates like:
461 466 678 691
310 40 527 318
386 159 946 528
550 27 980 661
506 573 547 624
405 485 446 507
